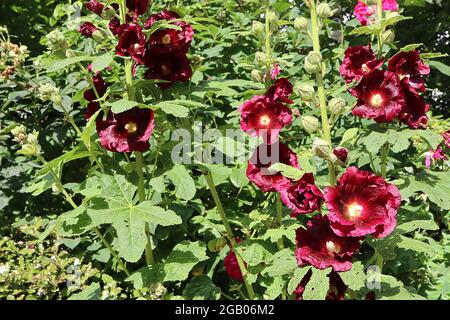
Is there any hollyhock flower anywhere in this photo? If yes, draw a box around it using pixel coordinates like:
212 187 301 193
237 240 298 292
424 147 447 169
96 107 154 152
266 77 294 104
144 53 192 89
350 70 405 123
295 215 361 272
126 0 149 16
354 0 399 26
84 73 108 120
116 23 146 64
339 46 383 83
333 147 348 163
398 89 429 129
224 239 244 282
271 64 281 80
388 51 430 93
79 22 98 38
324 166 401 238
109 18 121 35
86 0 104 15
247 142 299 192
145 10 194 54
239 95 292 144
294 269 347 300
443 130 450 148
280 173 324 217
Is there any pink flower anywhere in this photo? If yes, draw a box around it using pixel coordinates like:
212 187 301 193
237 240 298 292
354 0 399 26
271 64 281 80
443 130 450 149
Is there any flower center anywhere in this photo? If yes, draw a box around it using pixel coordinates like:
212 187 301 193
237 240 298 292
326 241 341 255
161 34 172 45
361 63 370 73
161 64 171 76
370 93 383 108
124 122 138 134
346 203 363 220
260 115 271 126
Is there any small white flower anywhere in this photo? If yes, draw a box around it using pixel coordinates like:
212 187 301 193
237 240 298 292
0 264 10 274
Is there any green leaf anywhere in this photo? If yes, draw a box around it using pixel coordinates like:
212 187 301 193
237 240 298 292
154 101 189 117
303 268 331 300
340 128 359 147
106 98 139 114
400 43 423 52
230 168 249 188
183 275 221 300
46 55 92 73
428 60 450 77
68 283 101 300
375 275 426 300
339 261 366 291
288 267 311 294
166 165 196 200
126 264 165 290
91 52 114 73
396 219 439 234
360 131 389 155
263 249 296 277
397 235 435 255
163 241 208 282
268 163 303 180
236 241 272 267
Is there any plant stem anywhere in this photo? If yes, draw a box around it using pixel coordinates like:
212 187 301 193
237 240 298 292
264 6 272 87
380 142 389 178
276 193 284 250
377 0 384 57
309 0 336 186
203 170 255 300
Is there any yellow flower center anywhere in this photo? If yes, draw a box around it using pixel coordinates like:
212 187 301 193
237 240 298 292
370 93 383 108
260 115 271 126
326 241 341 254
125 122 138 134
161 34 172 45
346 203 363 220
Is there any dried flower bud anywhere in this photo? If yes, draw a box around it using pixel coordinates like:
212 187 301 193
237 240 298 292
251 69 264 83
11 125 27 144
46 30 68 53
328 97 346 115
301 116 320 133
312 138 330 160
294 17 308 30
298 83 316 101
252 21 264 35
37 83 60 102
317 3 333 19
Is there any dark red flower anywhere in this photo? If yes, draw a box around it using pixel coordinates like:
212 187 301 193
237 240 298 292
295 215 361 272
86 0 104 15
333 147 348 163
388 51 430 93
224 250 243 282
247 142 299 192
239 95 292 145
145 10 194 54
324 166 401 238
340 46 383 83
84 73 108 120
294 269 347 300
96 107 154 152
144 53 192 89
115 23 146 64
350 70 405 123
398 89 429 129
109 18 121 35
126 0 149 16
280 173 324 217
443 130 450 148
266 77 294 104
79 22 98 38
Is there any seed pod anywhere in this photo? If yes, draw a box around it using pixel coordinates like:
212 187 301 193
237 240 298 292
328 97 346 115
317 3 333 19
252 21 264 35
301 116 320 133
298 83 315 101
312 138 331 160
294 17 308 30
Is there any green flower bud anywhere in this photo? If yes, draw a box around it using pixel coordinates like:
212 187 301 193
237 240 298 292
304 59 321 74
252 21 264 35
298 83 315 101
267 10 279 24
382 29 395 43
37 83 60 102
306 51 322 66
294 17 308 30
46 30 68 53
317 3 333 19
11 125 27 144
50 94 62 106
251 69 264 83
328 97 346 115
255 52 268 66
301 116 320 133
100 6 117 20
92 30 105 42
208 237 227 253
312 138 330 160
26 130 39 145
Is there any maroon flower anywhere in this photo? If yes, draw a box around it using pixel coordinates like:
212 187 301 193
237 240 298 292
224 250 243 282
388 51 430 93
350 70 405 123
398 89 429 129
86 0 104 15
239 95 292 144
280 173 324 217
443 130 450 149
294 269 347 300
79 22 98 38
126 0 149 16
333 147 348 163
84 73 108 120
340 46 383 83
145 10 194 54
295 215 361 272
96 107 154 152
144 53 192 89
109 18 121 36
115 23 146 64
266 77 294 104
247 142 299 192
324 166 401 238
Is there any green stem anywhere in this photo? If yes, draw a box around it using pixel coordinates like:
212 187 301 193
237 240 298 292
309 0 336 186
203 170 255 300
380 142 389 178
376 0 383 57
264 6 272 87
135 152 146 202
276 193 284 250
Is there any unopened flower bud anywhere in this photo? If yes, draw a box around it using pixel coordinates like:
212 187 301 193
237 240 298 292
255 52 268 66
37 83 60 102
11 125 27 144
208 237 227 253
50 94 62 106
305 51 322 73
294 17 308 30
26 130 39 145
332 147 348 166
328 97 346 115
301 116 320 133
382 29 395 43
298 83 315 101
100 6 117 20
251 69 264 83
267 10 279 24
92 30 105 42
46 30 68 53
252 21 264 35
317 3 333 19
312 138 330 159
65 49 76 58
